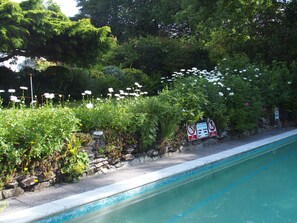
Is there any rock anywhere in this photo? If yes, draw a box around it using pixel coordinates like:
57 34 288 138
13 187 24 196
123 148 135 154
34 182 50 191
88 153 95 160
129 158 141 166
5 181 18 189
102 161 109 165
144 155 152 162
162 153 169 158
152 156 159 161
19 176 38 188
94 154 106 159
146 149 154 157
139 156 145 164
37 171 55 183
109 158 120 165
94 171 102 175
2 189 13 199
152 150 159 156
168 152 174 157
0 191 3 200
48 171 56 180
94 163 104 169
90 158 108 165
100 167 110 174
87 167 96 175
108 165 117 171
123 145 137 154
115 162 123 168
168 147 177 152
120 161 129 168
124 154 134 161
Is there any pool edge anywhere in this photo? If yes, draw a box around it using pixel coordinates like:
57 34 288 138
1 129 297 223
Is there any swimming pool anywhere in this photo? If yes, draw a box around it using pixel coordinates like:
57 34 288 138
1 130 297 223
64 136 297 223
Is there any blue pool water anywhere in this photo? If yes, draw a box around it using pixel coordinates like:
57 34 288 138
66 140 297 223
38 135 297 223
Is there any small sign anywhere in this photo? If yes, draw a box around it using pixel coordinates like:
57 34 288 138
207 119 217 137
196 122 209 139
187 124 198 141
274 108 280 120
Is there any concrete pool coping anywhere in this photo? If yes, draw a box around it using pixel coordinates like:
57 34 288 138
1 128 297 223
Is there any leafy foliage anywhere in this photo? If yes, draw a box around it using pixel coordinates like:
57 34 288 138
0 0 113 66
105 36 212 77
59 134 89 182
0 107 79 185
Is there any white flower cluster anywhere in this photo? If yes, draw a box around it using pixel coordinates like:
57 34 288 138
44 93 55 99
165 64 294 98
84 90 92 95
106 82 148 100
8 89 16 93
10 95 20 103
20 86 28 90
86 103 94 109
166 67 236 98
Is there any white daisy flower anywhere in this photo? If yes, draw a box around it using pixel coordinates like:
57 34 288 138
86 103 94 109
84 90 92 95
8 89 16 93
20 86 28 90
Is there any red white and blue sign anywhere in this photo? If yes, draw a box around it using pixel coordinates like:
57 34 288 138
207 119 217 137
186 119 218 141
187 124 198 141
196 122 209 139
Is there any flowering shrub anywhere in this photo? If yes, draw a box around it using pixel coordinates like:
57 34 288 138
224 76 262 133
0 56 296 188
160 55 294 134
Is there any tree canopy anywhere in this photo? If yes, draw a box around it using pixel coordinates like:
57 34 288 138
0 0 113 67
76 0 297 65
76 0 181 42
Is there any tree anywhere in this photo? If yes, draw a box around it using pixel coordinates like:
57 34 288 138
246 0 297 64
0 0 114 67
105 36 212 77
76 0 185 41
76 0 158 41
175 0 296 64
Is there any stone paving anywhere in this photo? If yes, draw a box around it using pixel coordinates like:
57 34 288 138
0 127 295 219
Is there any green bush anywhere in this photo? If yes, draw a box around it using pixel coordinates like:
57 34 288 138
59 134 89 182
133 97 176 150
74 96 183 152
200 81 229 132
218 56 295 125
159 77 206 124
105 36 212 77
74 99 139 152
224 76 263 133
0 107 80 185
